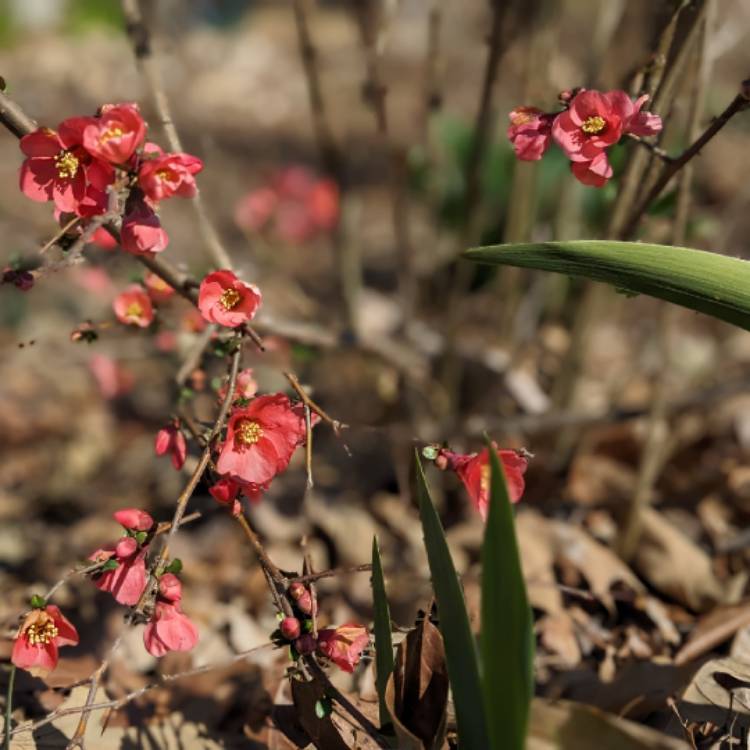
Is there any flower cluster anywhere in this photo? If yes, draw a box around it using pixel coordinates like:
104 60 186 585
19 102 202 250
507 88 662 187
234 166 339 244
433 443 528 520
274 582 369 673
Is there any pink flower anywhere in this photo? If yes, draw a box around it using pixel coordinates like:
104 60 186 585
552 90 627 162
113 508 154 531
158 573 182 602
626 94 663 137
12 605 79 678
437 445 527 521
198 270 262 328
307 179 339 231
143 600 199 657
82 102 146 164
507 106 554 161
113 284 154 327
138 151 203 202
19 118 114 215
234 187 278 232
280 617 301 640
90 226 118 250
89 537 148 606
216 394 310 490
155 423 187 470
217 368 258 403
120 202 169 255
88 354 134 399
570 150 613 188
144 272 175 302
316 623 369 673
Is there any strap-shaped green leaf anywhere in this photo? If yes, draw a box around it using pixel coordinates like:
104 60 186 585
464 240 750 330
415 452 491 749
482 441 534 750
371 536 395 732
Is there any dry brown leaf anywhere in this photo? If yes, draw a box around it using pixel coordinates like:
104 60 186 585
538 614 581 668
632 508 726 613
675 600 750 665
517 511 564 615
528 697 688 749
551 521 644 611
385 617 449 750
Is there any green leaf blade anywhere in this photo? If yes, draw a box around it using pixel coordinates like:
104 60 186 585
415 452 491 750
482 442 534 750
464 240 750 331
371 536 395 731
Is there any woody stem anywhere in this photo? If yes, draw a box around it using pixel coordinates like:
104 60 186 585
3 665 16 750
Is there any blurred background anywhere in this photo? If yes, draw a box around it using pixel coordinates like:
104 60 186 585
2 0 750 744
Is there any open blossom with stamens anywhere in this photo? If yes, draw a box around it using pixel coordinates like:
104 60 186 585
12 605 79 677
155 422 187 470
89 536 148 606
19 118 114 215
507 107 554 161
215 394 311 489
198 270 262 328
138 148 203 202
113 284 154 327
436 445 528 521
316 623 369 673
143 574 198 657
82 102 146 165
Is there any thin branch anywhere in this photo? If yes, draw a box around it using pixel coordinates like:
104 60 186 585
622 88 749 237
120 0 234 269
421 0 444 138
9 643 276 738
625 132 673 162
292 563 372 585
282 370 346 437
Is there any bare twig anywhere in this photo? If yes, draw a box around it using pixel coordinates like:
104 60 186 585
421 0 444 138
625 132 673 162
9 643 276 738
120 0 233 270
283 370 347 437
292 563 373 585
39 216 80 254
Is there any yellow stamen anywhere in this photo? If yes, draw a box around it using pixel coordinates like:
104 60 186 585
581 115 606 134
54 150 79 179
480 464 491 495
126 302 143 318
99 125 124 143
220 288 241 310
25 616 58 646
237 420 263 445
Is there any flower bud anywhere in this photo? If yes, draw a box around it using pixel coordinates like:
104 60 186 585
288 581 307 601
280 616 301 640
115 536 138 558
159 573 182 602
296 590 317 616
294 633 317 655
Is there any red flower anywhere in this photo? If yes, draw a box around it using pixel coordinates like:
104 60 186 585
507 106 554 161
438 445 527 521
570 151 613 188
316 623 369 673
552 89 662 164
82 102 146 165
198 270 262 328
19 118 113 215
138 151 203 202
88 354 134 399
143 600 199 657
234 187 278 232
144 271 175 302
113 507 154 531
90 226 118 250
113 284 154 327
215 394 311 489
11 605 79 678
208 477 242 516
120 202 169 255
89 537 148 606
155 423 187 470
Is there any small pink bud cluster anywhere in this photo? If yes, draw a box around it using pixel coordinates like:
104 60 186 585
273 583 370 673
88 507 198 659
507 88 662 187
